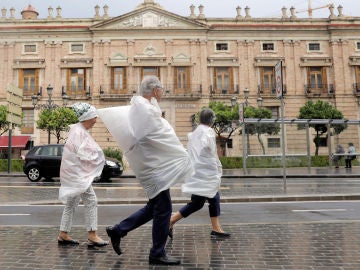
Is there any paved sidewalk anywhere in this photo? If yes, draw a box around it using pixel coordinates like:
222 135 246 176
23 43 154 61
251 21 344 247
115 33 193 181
2 222 360 270
2 167 360 269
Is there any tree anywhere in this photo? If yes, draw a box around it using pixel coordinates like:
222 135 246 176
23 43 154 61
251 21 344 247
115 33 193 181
298 100 347 156
240 106 280 154
0 105 11 136
207 101 239 155
36 107 78 144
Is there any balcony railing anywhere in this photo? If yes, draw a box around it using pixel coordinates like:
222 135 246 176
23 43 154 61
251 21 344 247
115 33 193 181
257 84 287 96
61 85 91 99
99 83 202 100
304 84 334 97
209 85 239 96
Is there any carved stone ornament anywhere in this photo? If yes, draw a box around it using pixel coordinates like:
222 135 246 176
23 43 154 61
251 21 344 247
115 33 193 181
122 11 174 27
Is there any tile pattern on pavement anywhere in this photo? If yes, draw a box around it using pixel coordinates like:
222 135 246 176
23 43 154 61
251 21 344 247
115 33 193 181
1 223 360 269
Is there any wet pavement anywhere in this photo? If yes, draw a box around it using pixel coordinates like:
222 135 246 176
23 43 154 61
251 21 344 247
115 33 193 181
2 166 360 205
1 167 360 269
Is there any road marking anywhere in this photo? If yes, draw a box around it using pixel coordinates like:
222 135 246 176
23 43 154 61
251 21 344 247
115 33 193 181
292 209 347 212
0 214 30 216
0 185 229 190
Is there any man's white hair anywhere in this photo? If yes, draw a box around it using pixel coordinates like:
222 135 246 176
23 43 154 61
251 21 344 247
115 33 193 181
139 75 162 96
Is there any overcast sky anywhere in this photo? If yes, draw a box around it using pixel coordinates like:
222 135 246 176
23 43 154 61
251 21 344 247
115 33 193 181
1 0 358 19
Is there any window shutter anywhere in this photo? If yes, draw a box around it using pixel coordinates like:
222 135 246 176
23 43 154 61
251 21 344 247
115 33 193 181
186 67 190 90
18 69 24 89
213 68 217 93
322 67 327 88
35 69 39 95
229 67 234 93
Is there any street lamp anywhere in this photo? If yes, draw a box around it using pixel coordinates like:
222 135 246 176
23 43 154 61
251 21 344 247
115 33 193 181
231 88 264 171
244 87 249 106
32 84 69 144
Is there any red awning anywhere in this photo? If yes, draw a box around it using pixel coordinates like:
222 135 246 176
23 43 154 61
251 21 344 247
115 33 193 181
0 136 30 148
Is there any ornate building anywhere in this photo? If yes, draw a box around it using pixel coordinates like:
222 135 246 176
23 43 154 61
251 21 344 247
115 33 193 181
0 1 360 156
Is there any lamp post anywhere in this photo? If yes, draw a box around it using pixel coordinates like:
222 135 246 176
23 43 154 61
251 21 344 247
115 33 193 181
231 89 263 172
32 84 69 144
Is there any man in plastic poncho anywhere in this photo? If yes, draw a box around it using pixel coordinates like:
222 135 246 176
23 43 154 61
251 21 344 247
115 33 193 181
168 108 230 239
104 76 194 265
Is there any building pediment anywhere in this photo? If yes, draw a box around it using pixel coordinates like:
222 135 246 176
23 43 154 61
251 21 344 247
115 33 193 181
300 55 333 67
207 54 239 66
108 53 129 66
60 58 93 68
133 43 167 66
254 56 286 67
349 55 360 66
91 6 208 30
13 58 45 69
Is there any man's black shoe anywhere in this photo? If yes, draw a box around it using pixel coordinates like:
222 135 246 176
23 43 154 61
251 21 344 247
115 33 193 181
106 226 122 255
149 255 181 265
210 230 231 238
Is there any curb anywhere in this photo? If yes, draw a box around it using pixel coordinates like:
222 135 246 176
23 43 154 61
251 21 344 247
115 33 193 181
27 194 360 205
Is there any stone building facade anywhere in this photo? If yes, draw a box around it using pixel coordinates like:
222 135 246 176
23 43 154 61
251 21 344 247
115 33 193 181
0 1 360 156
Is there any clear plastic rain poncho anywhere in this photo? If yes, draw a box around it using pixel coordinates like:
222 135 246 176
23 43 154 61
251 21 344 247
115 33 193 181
98 96 194 199
58 123 105 203
181 124 222 198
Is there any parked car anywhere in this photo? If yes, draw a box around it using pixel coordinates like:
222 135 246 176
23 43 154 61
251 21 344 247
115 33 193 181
23 144 123 182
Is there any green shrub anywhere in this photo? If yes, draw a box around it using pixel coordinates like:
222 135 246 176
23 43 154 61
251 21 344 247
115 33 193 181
103 147 124 166
219 155 354 169
0 159 24 172
219 157 242 169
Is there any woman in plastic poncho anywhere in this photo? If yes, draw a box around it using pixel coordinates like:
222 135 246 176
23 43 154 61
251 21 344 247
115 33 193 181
57 102 108 247
169 108 231 238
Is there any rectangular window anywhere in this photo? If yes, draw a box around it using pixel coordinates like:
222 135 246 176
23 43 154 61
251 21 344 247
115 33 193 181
213 67 233 94
357 42 360 50
174 67 190 94
215 43 228 51
24 44 37 53
266 106 279 119
305 66 327 94
141 67 159 78
355 66 360 92
70 44 84 53
262 43 274 51
18 69 39 96
21 109 34 134
260 67 275 94
308 43 320 51
267 138 280 148
111 67 127 94
307 67 327 92
67 68 86 95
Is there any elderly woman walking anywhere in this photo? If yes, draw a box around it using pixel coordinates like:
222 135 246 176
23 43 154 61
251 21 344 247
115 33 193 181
57 102 108 247
169 108 230 239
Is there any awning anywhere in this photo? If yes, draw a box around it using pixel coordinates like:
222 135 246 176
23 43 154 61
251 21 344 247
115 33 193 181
0 136 30 149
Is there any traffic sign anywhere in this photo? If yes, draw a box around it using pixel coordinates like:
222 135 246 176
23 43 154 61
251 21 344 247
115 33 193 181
275 60 283 98
6 84 23 125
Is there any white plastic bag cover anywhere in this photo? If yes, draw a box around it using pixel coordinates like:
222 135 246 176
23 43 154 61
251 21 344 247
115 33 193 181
181 124 222 198
99 96 194 199
59 123 105 203
97 106 135 153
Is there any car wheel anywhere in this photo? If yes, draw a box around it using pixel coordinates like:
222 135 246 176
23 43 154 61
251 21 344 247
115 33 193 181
98 173 111 183
27 167 42 182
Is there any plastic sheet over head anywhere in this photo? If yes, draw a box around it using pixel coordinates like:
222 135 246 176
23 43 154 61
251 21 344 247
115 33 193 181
97 106 136 153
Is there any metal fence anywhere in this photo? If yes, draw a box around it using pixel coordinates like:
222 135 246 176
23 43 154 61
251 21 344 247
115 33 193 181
229 118 360 173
